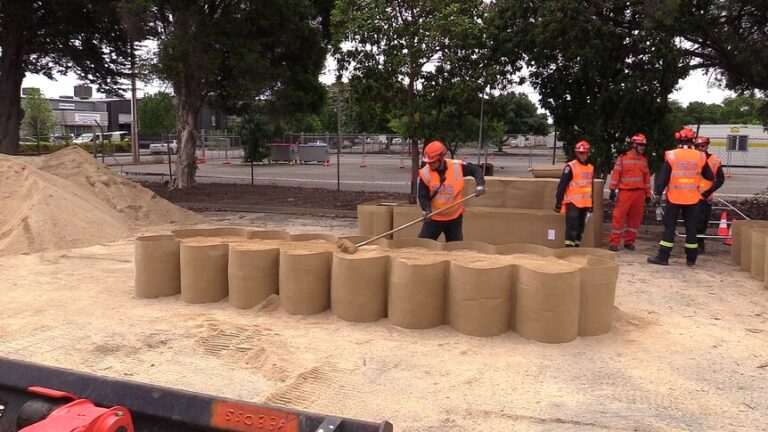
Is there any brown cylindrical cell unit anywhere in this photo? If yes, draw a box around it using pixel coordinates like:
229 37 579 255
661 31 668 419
290 233 338 243
447 263 515 337
750 229 768 282
228 245 280 309
515 267 580 343
246 230 291 240
388 238 443 251
134 235 181 298
388 259 448 329
443 241 496 254
279 250 332 315
357 203 394 237
173 227 247 239
496 243 553 257
731 219 743 265
740 221 768 272
331 254 389 322
180 241 229 304
577 256 618 336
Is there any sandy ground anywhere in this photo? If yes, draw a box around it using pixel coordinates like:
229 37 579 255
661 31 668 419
1 213 767 431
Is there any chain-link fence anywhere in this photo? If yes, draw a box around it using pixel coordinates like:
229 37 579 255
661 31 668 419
707 136 768 198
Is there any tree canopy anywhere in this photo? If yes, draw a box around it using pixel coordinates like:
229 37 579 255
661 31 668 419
21 88 57 153
137 91 176 135
0 0 131 154
670 95 768 126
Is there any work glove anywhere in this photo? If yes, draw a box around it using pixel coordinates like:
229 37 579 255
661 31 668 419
422 210 432 223
554 203 562 213
475 185 486 197
609 190 616 202
645 196 651 205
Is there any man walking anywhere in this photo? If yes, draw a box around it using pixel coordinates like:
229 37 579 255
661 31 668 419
648 128 715 266
555 141 593 247
417 140 486 242
693 135 725 253
608 133 651 251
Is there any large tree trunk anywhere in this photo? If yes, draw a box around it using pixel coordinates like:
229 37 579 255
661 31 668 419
173 90 203 189
0 6 28 155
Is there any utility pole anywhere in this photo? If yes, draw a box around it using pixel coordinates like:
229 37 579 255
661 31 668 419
130 41 140 163
336 82 342 192
477 91 484 164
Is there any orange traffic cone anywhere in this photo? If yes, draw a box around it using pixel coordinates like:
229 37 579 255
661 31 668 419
716 211 729 237
724 217 735 245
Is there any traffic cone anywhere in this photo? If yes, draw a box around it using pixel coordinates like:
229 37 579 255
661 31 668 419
724 217 735 245
716 211 729 236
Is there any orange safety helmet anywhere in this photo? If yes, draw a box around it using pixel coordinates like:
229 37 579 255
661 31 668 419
630 133 647 144
693 136 710 147
422 140 447 163
674 127 696 141
574 140 591 153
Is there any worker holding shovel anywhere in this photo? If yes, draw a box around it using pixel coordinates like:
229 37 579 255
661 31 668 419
417 140 486 242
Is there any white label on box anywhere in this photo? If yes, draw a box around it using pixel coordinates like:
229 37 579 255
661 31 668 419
547 229 556 240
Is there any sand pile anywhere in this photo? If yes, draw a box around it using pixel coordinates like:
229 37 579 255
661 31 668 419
0 147 203 256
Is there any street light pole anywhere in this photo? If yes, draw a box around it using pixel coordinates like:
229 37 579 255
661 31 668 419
130 41 140 163
477 91 484 164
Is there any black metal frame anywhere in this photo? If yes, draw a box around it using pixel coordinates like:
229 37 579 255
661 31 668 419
0 358 392 432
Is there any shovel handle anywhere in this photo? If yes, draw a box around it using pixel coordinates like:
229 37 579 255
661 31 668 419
355 193 479 249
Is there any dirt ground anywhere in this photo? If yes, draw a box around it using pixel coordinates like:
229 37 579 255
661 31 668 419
1 213 767 431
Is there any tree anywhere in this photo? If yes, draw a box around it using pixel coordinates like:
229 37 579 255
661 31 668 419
137 91 176 135
0 0 130 155
493 0 687 177
333 0 514 200
21 88 57 154
669 95 767 126
485 92 549 151
135 0 331 188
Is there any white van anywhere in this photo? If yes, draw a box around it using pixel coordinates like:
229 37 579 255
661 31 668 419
73 131 129 144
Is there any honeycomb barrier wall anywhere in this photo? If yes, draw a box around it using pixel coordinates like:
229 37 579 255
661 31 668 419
134 228 620 343
732 220 768 288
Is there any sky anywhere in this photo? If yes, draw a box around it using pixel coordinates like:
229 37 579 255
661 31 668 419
21 64 734 109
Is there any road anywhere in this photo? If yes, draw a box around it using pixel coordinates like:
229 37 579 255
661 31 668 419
108 150 767 196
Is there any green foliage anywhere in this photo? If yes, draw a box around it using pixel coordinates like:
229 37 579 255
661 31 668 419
235 104 276 162
21 88 58 154
493 0 687 176
138 91 176 135
669 95 768 125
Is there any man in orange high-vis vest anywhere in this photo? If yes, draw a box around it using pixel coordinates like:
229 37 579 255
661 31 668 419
608 133 651 251
555 140 594 247
648 128 714 266
693 136 725 254
417 140 486 242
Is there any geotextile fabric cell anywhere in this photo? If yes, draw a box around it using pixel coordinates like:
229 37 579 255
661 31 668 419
387 259 448 329
279 250 332 315
228 245 280 309
750 229 768 282
331 254 389 322
515 267 581 344
134 234 180 298
180 242 229 304
447 264 515 337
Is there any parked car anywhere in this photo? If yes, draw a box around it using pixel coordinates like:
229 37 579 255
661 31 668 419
392 137 402 145
149 140 178 155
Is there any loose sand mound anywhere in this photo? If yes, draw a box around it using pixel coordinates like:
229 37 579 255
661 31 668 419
0 147 203 255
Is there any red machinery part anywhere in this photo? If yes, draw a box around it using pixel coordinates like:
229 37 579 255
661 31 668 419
19 387 134 432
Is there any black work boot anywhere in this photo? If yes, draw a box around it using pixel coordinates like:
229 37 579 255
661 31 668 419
624 244 635 251
686 248 698 267
647 247 671 266
697 241 705 255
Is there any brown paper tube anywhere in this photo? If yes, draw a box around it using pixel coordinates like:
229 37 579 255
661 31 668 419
388 259 448 329
228 245 280 309
515 266 580 343
465 178 506 208
172 227 247 239
290 233 337 242
555 247 616 262
447 264 515 337
392 206 424 240
331 254 389 322
180 241 229 304
443 241 496 254
279 251 331 315
338 235 372 245
388 238 443 250
577 256 618 336
134 235 180 298
357 203 395 237
739 221 768 272
246 230 291 240
750 229 768 281
496 243 553 257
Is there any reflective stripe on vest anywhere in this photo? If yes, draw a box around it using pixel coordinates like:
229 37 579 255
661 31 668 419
666 148 705 205
564 161 593 208
418 159 465 221
700 154 721 198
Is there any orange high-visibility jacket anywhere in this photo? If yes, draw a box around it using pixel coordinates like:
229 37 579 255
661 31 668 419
419 159 465 221
609 151 650 196
563 160 594 209
665 148 706 205
700 154 722 199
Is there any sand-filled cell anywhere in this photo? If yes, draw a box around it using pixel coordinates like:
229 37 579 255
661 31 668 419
134 235 181 298
279 250 332 315
331 254 389 322
575 256 618 336
228 245 280 309
447 263 515 337
515 266 581 343
750 229 768 282
180 241 229 304
388 259 448 329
